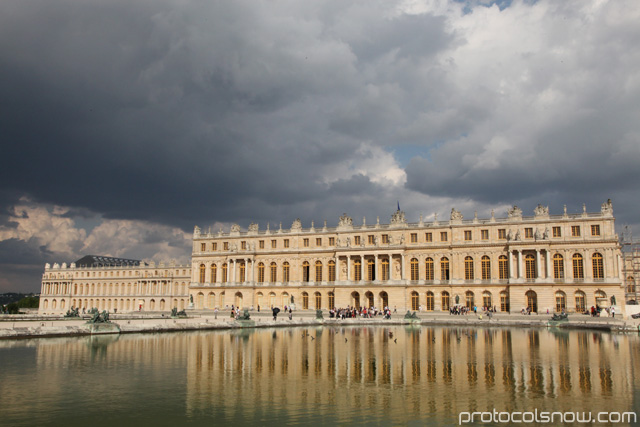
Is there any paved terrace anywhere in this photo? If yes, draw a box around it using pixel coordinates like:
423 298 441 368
1 310 639 339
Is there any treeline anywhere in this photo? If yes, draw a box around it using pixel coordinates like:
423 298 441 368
0 294 39 314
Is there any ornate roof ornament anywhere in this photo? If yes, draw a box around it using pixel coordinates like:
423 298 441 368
337 213 353 230
248 223 259 233
490 209 495 222
390 209 407 228
473 211 478 224
601 199 613 217
433 212 439 226
290 218 302 232
419 214 424 227
193 225 201 237
507 206 522 220
450 208 463 222
533 204 549 218
230 224 241 235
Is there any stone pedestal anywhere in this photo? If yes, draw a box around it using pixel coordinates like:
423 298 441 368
235 319 256 328
89 323 121 335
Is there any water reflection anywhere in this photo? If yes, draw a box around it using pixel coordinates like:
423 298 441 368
0 326 639 426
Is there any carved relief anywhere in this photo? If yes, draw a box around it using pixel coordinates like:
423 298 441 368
248 223 259 233
290 218 302 232
533 204 549 217
230 224 241 233
390 209 407 226
601 199 613 216
450 208 463 221
338 213 353 230
507 206 522 219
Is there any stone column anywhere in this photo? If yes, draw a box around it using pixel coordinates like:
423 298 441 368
347 255 351 282
536 249 541 279
509 250 514 279
517 250 523 279
401 254 405 280
231 259 236 283
545 250 552 280
374 254 378 282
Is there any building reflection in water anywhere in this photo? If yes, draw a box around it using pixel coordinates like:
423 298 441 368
1 326 639 425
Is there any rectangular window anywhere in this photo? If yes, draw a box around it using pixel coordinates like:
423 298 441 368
411 233 418 243
241 241 247 250
525 228 533 239
354 236 361 246
382 234 389 244
303 238 309 247
271 240 276 249
498 229 506 240
200 243 206 251
223 242 229 250
591 225 600 236
553 226 561 237
571 226 581 237
425 232 432 242
212 242 217 251
329 237 335 246
481 229 489 240
284 239 289 248
368 235 375 245
316 238 322 246
440 232 448 242
259 240 264 249
464 230 472 241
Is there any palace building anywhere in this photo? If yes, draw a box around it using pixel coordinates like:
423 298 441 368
39 200 626 315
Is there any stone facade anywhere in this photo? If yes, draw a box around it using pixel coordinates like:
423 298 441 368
39 200 625 315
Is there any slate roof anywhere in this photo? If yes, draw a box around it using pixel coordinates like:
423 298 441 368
74 255 144 268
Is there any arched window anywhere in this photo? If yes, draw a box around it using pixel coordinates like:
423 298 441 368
199 264 205 283
425 257 434 281
555 291 566 312
354 259 361 281
441 257 450 280
410 258 419 281
238 262 246 283
500 291 509 312
525 290 537 313
302 292 309 309
627 276 635 294
553 254 564 279
270 262 277 282
211 264 217 283
592 253 604 279
367 259 375 281
482 291 492 309
426 291 434 311
328 260 336 282
257 263 265 283
465 291 475 309
381 259 389 281
380 291 389 308
315 261 323 282
574 291 585 313
283 262 290 282
525 254 536 279
481 256 491 280
465 257 474 280
315 292 322 309
441 291 450 311
573 254 584 279
221 264 228 283
498 255 508 279
328 292 335 309
302 261 310 282
411 291 419 311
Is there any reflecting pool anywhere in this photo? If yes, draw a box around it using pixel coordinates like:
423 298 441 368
1 326 640 426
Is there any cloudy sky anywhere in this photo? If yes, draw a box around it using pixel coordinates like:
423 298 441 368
1 0 639 292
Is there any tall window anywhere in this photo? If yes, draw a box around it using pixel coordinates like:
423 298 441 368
354 236 361 246
258 263 265 283
592 253 604 279
465 291 475 309
271 240 276 249
367 259 375 281
381 259 389 281
284 239 289 248
573 254 584 279
441 291 450 311
315 261 323 282
283 262 290 282
221 264 227 283
302 261 310 282
575 291 586 312
315 292 321 309
441 257 450 280
465 257 474 280
553 254 564 279
555 291 566 312
524 228 533 239
482 291 492 308
411 291 419 311
410 233 418 243
199 264 205 283
627 277 635 294
328 260 336 282
553 226 561 237
410 258 419 281
425 258 434 281
500 291 509 312
481 256 491 280
368 235 375 245
481 230 489 240
316 238 322 246
425 232 433 242
239 262 246 283
302 292 309 309
270 262 277 282
259 240 264 249
200 243 206 252
303 238 309 247
211 264 217 283
354 259 361 281
498 229 506 240
464 230 472 241
571 226 581 237
440 232 448 241
329 237 335 246
591 225 600 236
426 292 434 311
498 255 508 279
328 292 335 309
525 254 536 279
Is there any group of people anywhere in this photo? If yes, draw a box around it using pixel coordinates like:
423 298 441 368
329 306 392 320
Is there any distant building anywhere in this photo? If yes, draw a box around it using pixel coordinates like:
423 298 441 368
39 200 625 315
